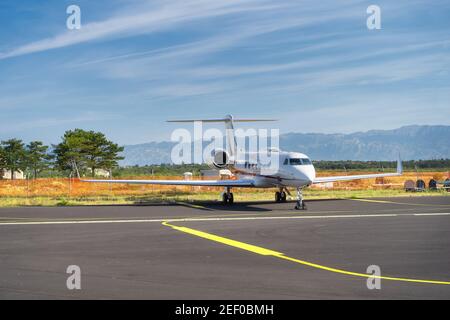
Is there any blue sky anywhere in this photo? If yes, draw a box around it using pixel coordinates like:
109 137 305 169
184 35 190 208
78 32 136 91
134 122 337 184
0 0 449 145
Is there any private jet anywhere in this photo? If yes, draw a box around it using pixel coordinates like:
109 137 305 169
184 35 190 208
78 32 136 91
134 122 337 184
82 115 403 210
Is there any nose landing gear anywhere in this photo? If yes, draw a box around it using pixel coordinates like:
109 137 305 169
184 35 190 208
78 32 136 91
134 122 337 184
294 187 307 210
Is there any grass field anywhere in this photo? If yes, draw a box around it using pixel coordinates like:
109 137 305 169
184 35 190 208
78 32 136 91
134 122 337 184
0 170 448 207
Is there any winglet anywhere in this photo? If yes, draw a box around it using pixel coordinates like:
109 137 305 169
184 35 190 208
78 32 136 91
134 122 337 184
397 153 403 175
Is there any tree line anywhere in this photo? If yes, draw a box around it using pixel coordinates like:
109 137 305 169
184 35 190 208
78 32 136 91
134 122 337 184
313 159 450 171
1 128 449 179
112 163 210 177
0 129 123 179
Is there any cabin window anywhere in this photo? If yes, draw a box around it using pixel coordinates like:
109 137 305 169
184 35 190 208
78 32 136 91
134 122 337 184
283 159 288 165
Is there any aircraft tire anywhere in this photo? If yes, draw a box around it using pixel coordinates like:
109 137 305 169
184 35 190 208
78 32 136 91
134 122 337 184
228 193 234 204
222 193 228 204
275 192 281 202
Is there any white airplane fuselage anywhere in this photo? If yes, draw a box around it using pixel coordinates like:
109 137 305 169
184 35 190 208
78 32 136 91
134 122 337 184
228 151 316 188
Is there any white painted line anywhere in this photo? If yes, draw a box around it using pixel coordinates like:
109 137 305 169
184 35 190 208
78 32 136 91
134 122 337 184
168 213 400 222
0 212 449 226
0 218 167 226
413 213 450 216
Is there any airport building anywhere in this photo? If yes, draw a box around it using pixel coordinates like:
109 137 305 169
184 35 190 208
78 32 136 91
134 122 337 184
1 169 25 180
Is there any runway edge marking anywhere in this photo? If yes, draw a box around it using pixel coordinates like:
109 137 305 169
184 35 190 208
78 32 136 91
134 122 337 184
1 212 450 226
162 221 450 286
350 198 450 207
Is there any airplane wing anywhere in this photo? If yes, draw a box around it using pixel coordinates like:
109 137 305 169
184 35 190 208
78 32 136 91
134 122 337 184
313 156 403 184
81 178 255 187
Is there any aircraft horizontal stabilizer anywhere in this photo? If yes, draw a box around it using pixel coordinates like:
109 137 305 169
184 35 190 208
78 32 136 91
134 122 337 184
167 114 276 123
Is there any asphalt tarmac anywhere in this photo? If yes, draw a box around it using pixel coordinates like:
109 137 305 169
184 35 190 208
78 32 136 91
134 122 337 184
0 196 449 299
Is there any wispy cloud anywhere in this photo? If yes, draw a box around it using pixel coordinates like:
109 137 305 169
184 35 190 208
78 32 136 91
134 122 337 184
1 0 449 143
0 111 118 134
0 0 284 60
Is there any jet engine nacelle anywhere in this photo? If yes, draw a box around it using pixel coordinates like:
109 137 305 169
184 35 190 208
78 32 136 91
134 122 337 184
207 149 233 169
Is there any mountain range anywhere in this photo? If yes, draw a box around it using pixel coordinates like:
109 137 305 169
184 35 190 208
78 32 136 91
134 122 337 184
119 125 450 166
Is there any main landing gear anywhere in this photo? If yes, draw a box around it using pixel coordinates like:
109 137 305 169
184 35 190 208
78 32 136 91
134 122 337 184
294 187 307 210
275 189 287 203
220 187 305 209
222 187 234 204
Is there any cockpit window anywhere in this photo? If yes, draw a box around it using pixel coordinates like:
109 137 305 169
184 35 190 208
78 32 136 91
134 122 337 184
289 158 312 165
302 158 312 165
289 158 302 165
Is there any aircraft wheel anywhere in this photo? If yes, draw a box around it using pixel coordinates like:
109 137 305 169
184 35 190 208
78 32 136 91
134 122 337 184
280 191 287 202
222 193 228 204
295 201 307 210
222 192 234 204
275 192 281 203
228 193 234 204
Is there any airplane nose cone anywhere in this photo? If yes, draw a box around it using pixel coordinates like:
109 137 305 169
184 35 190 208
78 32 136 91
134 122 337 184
303 167 316 184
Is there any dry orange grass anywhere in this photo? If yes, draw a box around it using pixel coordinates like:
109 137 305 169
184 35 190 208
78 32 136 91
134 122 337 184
0 171 448 198
0 176 193 198
312 170 450 190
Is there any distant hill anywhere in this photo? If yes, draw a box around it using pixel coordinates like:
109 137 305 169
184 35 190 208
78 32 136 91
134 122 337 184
119 125 450 166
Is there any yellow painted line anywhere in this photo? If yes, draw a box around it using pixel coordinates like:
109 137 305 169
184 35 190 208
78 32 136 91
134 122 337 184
162 221 450 285
277 256 450 285
162 221 281 255
351 198 450 207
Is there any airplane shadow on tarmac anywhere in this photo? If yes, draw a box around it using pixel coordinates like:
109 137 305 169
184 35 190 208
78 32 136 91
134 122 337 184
123 198 347 212
129 199 276 212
